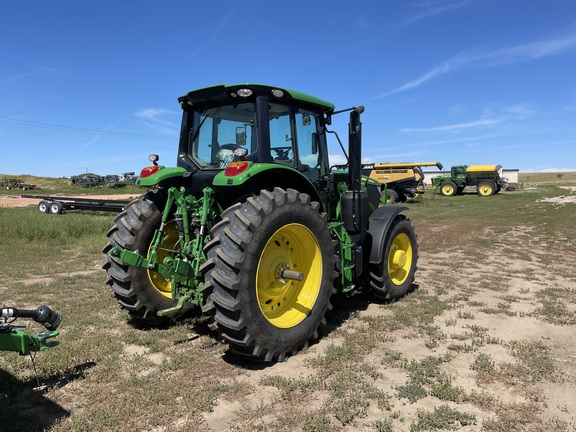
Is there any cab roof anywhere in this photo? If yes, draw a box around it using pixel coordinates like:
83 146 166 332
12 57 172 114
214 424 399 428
178 83 335 114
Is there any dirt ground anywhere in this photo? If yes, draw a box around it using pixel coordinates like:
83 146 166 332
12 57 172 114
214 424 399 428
2 189 575 431
202 187 576 431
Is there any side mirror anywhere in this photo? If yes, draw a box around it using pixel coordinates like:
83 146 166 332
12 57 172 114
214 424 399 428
236 127 247 145
302 113 311 126
349 110 362 135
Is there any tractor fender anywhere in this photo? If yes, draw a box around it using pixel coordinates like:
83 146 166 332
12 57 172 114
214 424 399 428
213 164 323 209
367 206 408 265
136 166 188 187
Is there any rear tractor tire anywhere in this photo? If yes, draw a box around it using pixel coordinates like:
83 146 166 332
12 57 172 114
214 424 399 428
200 187 336 362
370 215 418 301
102 192 192 325
477 181 495 197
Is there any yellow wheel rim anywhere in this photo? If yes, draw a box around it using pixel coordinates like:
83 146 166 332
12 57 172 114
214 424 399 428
256 223 322 328
479 184 493 196
147 220 179 299
442 184 454 195
388 233 413 285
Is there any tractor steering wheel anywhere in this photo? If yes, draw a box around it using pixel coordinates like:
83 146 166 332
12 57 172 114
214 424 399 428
271 146 292 160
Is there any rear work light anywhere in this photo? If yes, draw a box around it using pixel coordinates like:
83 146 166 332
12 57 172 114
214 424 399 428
224 161 249 176
140 165 160 178
236 88 253 97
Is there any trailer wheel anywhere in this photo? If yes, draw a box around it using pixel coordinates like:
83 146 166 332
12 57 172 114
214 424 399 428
477 181 495 197
38 200 50 213
200 187 336 362
49 201 63 214
102 191 192 325
440 182 457 196
370 215 418 300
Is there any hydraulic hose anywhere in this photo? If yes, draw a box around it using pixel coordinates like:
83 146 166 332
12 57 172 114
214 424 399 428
0 305 62 331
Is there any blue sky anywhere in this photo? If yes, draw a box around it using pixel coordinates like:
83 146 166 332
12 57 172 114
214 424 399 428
1 0 575 178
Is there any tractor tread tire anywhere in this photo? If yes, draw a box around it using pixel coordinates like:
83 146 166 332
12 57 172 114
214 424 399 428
370 215 418 301
440 181 458 197
102 191 190 325
477 180 496 197
199 187 336 362
385 189 399 204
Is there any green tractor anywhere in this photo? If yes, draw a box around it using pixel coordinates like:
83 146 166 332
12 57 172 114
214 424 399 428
432 164 505 197
103 84 418 361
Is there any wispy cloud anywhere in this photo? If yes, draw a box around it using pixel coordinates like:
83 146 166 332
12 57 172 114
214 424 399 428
399 133 503 147
374 29 576 99
399 102 537 134
456 32 576 66
502 104 537 119
134 108 178 134
403 0 474 26
400 118 499 133
135 108 175 122
198 0 240 51
374 64 451 99
0 67 67 85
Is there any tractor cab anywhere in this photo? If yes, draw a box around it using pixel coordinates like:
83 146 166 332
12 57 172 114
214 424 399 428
451 165 468 180
177 84 332 184
139 84 338 212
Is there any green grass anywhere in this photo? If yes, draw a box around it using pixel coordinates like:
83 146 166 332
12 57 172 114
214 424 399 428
518 171 576 185
0 207 114 279
0 175 575 431
410 405 476 431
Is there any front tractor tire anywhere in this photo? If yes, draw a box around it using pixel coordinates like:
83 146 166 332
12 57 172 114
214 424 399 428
385 189 399 204
440 181 458 196
200 188 336 362
102 192 190 325
370 215 418 301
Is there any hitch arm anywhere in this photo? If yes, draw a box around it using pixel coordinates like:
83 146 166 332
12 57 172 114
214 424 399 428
0 328 60 356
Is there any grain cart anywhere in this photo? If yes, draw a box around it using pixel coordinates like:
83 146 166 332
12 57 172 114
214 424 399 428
103 84 418 361
432 164 505 197
363 161 443 203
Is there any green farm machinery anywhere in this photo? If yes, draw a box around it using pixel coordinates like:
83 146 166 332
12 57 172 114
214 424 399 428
0 305 61 356
432 164 506 197
103 84 418 361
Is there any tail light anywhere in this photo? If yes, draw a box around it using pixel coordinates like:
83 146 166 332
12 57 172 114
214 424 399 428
140 166 160 178
225 162 249 176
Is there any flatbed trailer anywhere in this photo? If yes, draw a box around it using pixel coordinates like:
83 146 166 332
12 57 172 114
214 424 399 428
22 195 133 214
